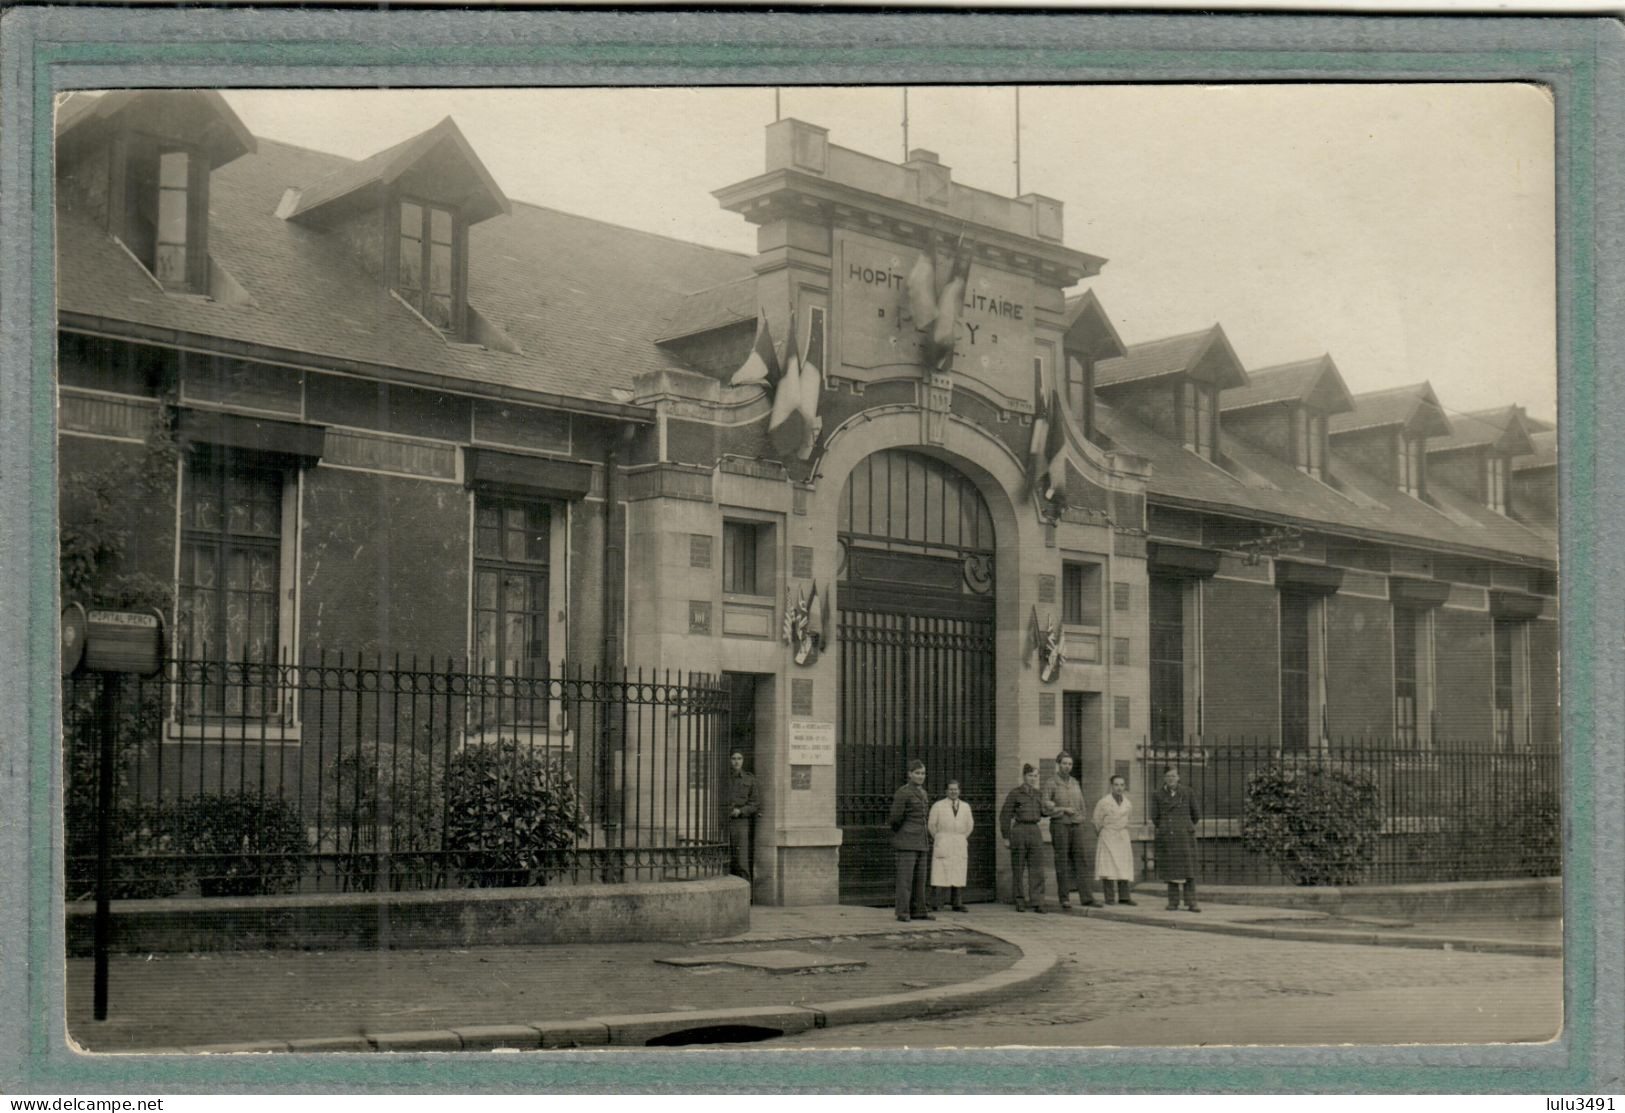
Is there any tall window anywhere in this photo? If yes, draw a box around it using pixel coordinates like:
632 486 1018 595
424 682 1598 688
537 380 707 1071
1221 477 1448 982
398 200 457 332
177 457 282 717
1279 592 1312 751
1062 691 1100 766
1066 353 1094 434
1181 382 1215 460
1394 607 1419 747
1492 618 1516 750
1062 560 1103 627
1397 434 1425 497
722 520 766 596
473 498 550 678
125 143 198 290
1149 575 1186 747
1485 455 1508 513
1296 410 1327 479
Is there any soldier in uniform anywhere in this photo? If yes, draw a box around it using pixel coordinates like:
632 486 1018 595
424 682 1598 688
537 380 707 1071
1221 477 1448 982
727 751 759 888
888 759 934 922
999 763 1052 912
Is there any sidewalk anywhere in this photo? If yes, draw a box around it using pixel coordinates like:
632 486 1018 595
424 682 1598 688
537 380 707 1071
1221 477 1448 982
65 896 1558 1053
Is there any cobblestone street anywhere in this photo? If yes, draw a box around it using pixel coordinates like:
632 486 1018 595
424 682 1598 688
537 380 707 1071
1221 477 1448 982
771 908 1563 1048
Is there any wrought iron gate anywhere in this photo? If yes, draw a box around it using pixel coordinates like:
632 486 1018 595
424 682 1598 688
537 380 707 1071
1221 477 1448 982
835 449 998 905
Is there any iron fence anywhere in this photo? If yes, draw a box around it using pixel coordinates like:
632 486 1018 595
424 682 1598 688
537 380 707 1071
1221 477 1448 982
64 653 733 900
1136 738 1561 885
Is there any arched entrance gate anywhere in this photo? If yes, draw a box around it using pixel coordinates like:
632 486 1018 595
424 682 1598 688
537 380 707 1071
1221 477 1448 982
836 449 998 904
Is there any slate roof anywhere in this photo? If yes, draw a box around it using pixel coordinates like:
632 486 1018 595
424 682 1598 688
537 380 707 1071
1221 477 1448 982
1220 355 1354 415
56 90 255 168
1513 430 1557 473
285 118 509 225
1061 289 1128 360
1428 405 1537 457
1099 400 1554 564
56 136 755 407
1327 383 1453 439
1094 325 1247 390
656 275 757 343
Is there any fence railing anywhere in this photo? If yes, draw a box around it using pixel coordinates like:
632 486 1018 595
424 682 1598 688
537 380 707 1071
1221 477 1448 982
64 653 733 900
1137 738 1561 885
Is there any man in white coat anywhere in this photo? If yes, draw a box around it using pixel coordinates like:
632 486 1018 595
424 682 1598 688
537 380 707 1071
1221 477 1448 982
928 780 974 912
1092 774 1138 906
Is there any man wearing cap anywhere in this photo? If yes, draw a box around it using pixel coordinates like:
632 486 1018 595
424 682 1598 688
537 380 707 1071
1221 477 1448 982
727 751 759 889
888 759 935 923
1044 751 1102 911
999 763 1052 913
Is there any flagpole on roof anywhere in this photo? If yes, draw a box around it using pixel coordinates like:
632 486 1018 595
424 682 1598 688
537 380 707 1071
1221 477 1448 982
1014 86 1023 195
775 88 781 122
902 87 910 161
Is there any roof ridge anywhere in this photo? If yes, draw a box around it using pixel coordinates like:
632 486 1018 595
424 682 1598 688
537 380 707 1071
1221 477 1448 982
250 136 751 261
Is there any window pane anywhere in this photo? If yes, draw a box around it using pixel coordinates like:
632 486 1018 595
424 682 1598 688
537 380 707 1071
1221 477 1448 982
398 240 421 291
1148 576 1185 746
722 521 758 595
400 202 423 236
159 150 189 189
430 206 452 244
426 294 453 330
430 241 452 296
1279 593 1311 750
157 186 188 246
154 245 187 285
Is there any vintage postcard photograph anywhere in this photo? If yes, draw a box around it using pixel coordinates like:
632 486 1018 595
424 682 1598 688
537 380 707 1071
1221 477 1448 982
52 82 1561 1056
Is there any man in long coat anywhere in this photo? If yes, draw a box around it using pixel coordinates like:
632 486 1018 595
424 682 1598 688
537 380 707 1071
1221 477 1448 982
888 759 934 922
927 780 974 912
1092 774 1137 905
727 751 759 889
1151 765 1201 911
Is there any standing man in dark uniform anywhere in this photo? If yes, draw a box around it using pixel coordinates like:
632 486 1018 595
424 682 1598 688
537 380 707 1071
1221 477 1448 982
999 763 1052 913
1152 765 1201 912
888 759 935 922
1044 751 1102 911
727 751 759 889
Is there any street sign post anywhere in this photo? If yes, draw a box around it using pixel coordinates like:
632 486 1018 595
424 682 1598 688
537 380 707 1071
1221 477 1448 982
69 606 166 1021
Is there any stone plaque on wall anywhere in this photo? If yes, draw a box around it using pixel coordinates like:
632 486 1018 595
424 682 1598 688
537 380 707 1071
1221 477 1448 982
1113 695 1131 729
792 545 814 580
791 678 814 717
1112 637 1130 666
688 601 712 635
1037 574 1057 605
791 765 813 791
1113 582 1132 613
690 534 713 569
1038 691 1056 726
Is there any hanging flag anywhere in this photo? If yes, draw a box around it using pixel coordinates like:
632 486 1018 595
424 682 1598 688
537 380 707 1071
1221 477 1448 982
769 310 808 458
807 580 824 648
819 584 832 648
794 581 822 666
1042 388 1069 504
905 252 938 331
930 238 973 370
1040 615 1067 684
729 314 779 388
781 584 803 645
795 311 825 459
1026 363 1049 493
1025 605 1043 666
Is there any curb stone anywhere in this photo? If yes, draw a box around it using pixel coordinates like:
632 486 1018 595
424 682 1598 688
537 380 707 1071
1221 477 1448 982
1088 907 1561 957
177 923 1057 1053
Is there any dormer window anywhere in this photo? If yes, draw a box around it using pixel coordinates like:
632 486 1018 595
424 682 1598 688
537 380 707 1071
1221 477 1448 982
1397 434 1426 497
124 138 207 292
1180 381 1215 460
1294 409 1328 479
1066 352 1095 435
1485 455 1508 513
397 199 459 333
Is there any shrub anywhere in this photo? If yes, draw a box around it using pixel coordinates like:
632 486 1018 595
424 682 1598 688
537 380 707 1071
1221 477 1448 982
324 745 444 891
1241 763 1383 885
443 739 585 887
164 792 310 897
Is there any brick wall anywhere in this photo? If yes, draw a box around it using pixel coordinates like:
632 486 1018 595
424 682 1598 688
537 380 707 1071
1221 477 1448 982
1434 606 1493 745
1325 593 1394 738
1201 576 1279 739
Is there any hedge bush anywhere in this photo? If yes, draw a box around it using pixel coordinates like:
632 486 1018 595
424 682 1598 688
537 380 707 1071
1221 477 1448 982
1241 763 1383 885
164 792 310 897
324 745 444 891
443 739 585 887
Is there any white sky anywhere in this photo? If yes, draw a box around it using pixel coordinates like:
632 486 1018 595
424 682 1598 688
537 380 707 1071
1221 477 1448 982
221 85 1557 421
